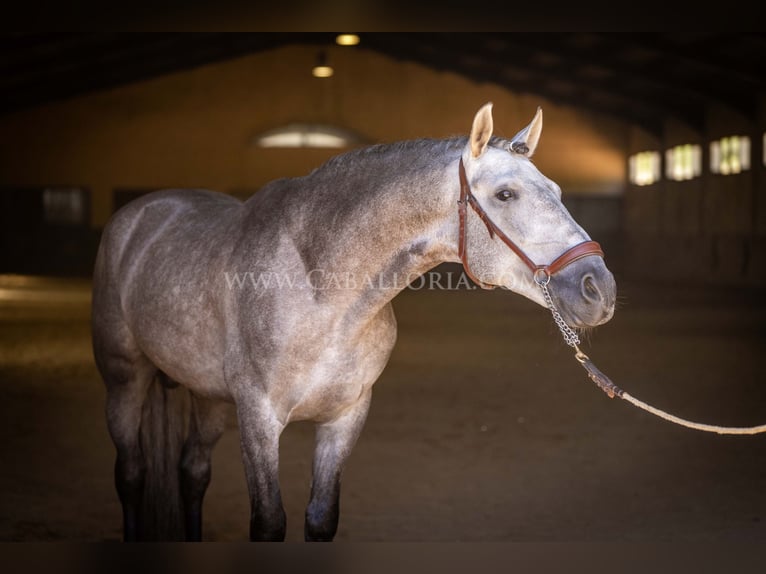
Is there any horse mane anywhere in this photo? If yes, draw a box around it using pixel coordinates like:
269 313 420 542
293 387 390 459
307 135 514 177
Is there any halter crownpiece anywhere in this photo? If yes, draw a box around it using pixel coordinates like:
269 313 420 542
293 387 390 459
457 157 604 290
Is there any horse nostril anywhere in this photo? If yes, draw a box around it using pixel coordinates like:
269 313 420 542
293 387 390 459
582 274 601 303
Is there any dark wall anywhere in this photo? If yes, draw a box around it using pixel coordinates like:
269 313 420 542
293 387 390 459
624 172 766 285
0 188 100 277
563 195 624 276
623 109 766 286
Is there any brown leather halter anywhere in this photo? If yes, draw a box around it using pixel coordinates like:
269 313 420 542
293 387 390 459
457 157 604 290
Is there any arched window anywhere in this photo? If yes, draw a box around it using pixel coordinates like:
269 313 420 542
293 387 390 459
253 124 366 149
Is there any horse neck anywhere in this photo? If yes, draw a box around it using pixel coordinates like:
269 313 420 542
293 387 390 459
290 142 463 301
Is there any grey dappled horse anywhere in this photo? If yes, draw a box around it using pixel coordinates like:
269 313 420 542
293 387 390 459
92 103 616 541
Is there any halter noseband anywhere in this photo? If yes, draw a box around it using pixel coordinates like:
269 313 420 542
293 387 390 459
457 157 604 290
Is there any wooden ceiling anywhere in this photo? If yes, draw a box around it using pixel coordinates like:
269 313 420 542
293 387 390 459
1 33 764 134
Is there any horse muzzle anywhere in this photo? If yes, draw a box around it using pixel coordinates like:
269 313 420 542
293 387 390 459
549 257 616 328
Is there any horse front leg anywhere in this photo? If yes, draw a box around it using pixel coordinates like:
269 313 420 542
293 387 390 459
305 389 372 541
236 400 287 541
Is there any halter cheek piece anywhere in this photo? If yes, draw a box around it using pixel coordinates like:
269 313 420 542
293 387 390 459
457 157 604 290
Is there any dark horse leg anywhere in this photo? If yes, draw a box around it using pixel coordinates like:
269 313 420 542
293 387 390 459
236 400 287 541
179 395 228 542
103 357 156 542
179 396 229 541
305 389 372 541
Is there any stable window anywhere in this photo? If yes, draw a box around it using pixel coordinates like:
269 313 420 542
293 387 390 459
42 187 88 225
628 151 661 186
665 144 701 181
710 135 750 175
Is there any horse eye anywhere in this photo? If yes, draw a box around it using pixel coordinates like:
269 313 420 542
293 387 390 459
496 189 517 201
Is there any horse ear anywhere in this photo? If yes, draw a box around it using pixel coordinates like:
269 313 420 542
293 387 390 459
510 106 543 157
469 102 494 158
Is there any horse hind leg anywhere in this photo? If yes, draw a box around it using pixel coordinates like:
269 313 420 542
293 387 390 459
101 352 157 541
179 396 230 541
96 321 189 541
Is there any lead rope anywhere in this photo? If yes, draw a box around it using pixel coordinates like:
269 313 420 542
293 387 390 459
535 274 766 435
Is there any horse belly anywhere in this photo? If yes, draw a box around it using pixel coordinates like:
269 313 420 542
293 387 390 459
137 326 230 400
128 288 231 401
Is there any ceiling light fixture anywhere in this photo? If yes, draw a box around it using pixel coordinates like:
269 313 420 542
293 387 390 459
253 124 366 149
312 50 334 78
335 34 360 46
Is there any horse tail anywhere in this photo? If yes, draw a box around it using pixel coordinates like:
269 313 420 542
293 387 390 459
138 371 190 540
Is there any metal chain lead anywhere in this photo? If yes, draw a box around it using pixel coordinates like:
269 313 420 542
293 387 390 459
538 280 581 348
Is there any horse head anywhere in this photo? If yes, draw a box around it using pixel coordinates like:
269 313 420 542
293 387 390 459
458 103 616 328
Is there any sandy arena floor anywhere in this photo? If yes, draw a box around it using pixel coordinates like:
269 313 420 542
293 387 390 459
1 272 765 541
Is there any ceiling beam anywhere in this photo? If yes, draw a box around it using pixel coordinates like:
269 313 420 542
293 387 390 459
0 32 763 134
361 33 668 134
